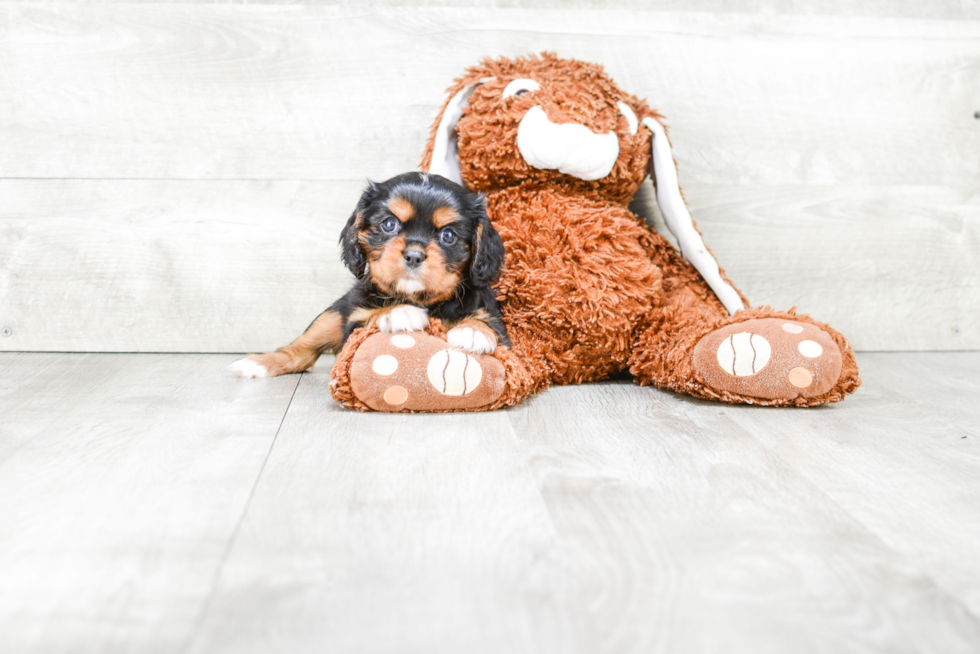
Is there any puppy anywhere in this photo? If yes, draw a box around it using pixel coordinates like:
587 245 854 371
230 172 508 379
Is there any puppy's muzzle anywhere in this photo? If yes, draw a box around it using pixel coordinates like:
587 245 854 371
402 247 427 269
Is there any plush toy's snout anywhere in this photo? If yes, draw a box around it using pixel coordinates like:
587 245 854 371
427 72 745 315
430 78 630 185
512 84 641 182
516 106 620 181
329 53 861 412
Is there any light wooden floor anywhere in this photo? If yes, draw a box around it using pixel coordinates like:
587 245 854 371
1 351 978 653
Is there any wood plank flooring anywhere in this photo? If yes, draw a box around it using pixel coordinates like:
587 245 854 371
3 180 976 353
0 355 300 654
1 351 979 653
3 6 977 184
2 4 979 354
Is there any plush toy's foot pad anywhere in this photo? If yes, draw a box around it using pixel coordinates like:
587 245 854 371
348 331 506 412
693 318 843 401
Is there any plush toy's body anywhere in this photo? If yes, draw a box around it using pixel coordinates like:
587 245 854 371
330 54 860 411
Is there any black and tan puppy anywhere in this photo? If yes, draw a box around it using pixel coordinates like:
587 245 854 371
231 172 508 378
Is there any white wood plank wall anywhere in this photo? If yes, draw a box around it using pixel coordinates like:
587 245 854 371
0 2 977 353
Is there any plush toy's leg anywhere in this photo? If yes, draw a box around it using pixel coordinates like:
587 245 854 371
329 319 536 413
629 250 860 407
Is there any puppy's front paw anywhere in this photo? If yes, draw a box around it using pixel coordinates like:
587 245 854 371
229 357 269 378
447 326 496 355
377 305 429 333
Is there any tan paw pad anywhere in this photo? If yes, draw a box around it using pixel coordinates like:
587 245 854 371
694 318 843 401
383 385 409 405
788 367 813 388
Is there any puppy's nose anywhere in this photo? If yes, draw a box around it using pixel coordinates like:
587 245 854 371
402 248 427 269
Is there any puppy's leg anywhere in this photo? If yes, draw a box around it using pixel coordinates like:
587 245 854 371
446 311 500 355
231 310 342 378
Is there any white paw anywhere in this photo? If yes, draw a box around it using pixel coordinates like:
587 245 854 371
447 327 495 354
229 358 268 379
378 305 428 333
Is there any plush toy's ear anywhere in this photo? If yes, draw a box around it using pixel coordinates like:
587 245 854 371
425 77 495 187
641 116 745 315
339 180 381 279
468 194 505 287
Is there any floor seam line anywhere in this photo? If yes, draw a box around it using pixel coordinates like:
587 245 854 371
179 373 304 654
734 410 980 626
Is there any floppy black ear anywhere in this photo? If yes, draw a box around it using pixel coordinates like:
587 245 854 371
468 194 505 286
339 180 381 278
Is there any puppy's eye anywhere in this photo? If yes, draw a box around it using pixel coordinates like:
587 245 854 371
440 229 457 245
381 217 399 233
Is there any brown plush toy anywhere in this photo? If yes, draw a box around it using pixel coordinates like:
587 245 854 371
330 53 861 412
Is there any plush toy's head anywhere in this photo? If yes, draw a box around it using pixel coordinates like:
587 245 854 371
421 53 665 204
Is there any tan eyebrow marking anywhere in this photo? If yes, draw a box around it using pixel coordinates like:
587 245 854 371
433 206 460 228
386 197 415 223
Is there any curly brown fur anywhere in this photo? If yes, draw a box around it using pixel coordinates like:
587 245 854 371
332 53 860 409
422 55 753 390
629 306 861 406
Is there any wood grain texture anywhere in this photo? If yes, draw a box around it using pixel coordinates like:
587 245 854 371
6 0 978 21
2 352 979 653
505 379 980 654
186 366 590 654
671 184 980 352
0 179 362 353
184 356 980 654
0 4 977 353
720 352 980 620
1 179 976 352
0 353 298 654
861 351 980 434
0 5 977 185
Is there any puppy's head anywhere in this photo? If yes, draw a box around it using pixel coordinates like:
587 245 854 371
340 172 504 302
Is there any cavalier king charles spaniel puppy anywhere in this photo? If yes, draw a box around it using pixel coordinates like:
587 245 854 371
231 172 508 378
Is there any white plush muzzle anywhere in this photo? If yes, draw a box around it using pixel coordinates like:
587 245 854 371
425 78 745 317
516 106 620 181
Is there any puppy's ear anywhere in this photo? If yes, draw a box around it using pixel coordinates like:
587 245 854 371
468 194 505 286
339 180 381 278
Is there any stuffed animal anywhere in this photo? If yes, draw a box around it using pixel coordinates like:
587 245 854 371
330 53 860 412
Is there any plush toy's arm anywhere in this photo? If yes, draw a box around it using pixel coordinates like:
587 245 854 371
642 117 745 315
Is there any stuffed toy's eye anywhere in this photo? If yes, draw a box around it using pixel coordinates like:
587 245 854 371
440 228 457 245
381 217 399 233
503 78 540 99
617 102 638 135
